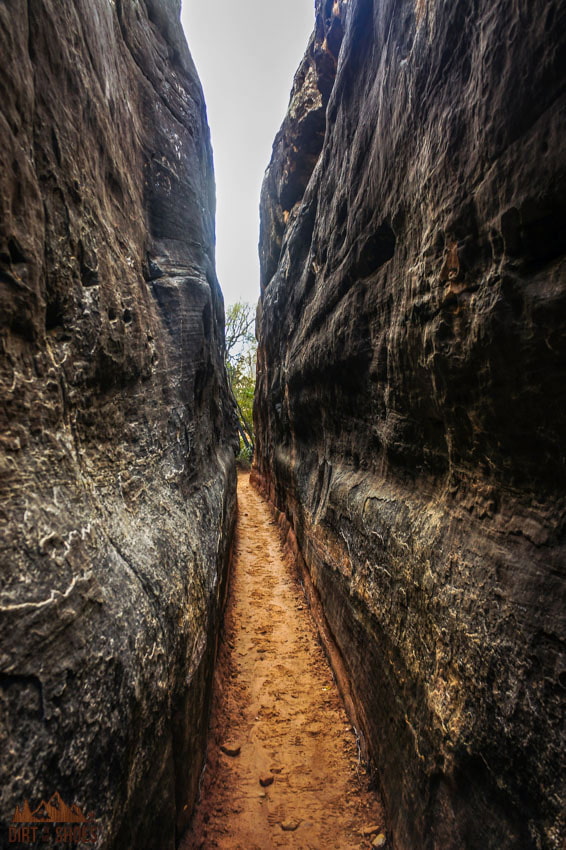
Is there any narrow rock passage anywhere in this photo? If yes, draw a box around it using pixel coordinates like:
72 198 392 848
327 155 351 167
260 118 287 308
183 473 385 849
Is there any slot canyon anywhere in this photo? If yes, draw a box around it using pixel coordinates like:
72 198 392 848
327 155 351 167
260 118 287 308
0 1 564 849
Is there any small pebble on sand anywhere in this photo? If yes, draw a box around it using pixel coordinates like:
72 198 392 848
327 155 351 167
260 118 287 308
361 825 381 837
372 834 387 848
220 743 241 757
259 775 274 787
281 819 300 832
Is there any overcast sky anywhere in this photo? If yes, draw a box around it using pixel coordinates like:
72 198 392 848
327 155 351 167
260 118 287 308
181 0 315 308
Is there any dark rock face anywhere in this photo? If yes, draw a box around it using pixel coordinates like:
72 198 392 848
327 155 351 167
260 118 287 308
0 2 236 848
255 1 566 848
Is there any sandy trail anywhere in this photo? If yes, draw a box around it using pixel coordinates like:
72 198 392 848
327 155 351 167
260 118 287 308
183 473 385 850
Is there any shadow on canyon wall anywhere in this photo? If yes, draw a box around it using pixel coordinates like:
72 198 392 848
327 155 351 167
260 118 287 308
255 1 566 848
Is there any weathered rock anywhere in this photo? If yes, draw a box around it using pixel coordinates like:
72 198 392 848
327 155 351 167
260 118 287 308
0 2 236 848
361 824 382 837
281 818 300 832
255 1 566 849
259 0 349 291
220 744 241 757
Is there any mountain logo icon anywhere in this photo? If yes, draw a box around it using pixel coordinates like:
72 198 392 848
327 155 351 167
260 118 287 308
12 792 94 824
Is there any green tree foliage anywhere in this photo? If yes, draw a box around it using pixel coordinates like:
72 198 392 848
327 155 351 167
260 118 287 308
225 302 257 459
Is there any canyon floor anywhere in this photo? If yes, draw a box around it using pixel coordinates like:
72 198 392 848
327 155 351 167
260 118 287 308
182 473 385 850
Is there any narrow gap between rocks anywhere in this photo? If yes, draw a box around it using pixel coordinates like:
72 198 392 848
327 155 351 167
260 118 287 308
182 473 385 850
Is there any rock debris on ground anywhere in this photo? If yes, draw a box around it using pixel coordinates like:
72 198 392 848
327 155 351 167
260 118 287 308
183 473 385 850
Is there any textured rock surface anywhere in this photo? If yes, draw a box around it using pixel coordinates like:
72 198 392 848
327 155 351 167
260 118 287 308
255 1 566 848
0 1 236 848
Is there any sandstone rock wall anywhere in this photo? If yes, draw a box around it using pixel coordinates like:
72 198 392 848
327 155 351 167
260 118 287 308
0 2 236 847
255 1 566 847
